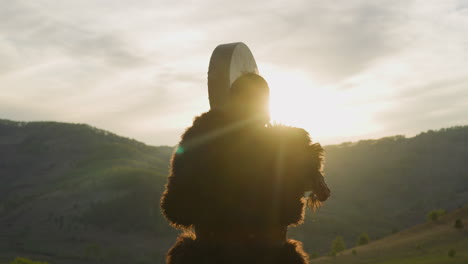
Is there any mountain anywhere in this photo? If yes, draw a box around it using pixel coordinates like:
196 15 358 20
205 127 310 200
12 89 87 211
0 119 176 264
309 206 468 264
292 126 468 254
0 119 467 263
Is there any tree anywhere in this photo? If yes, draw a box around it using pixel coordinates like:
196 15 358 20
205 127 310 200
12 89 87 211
330 236 346 256
357 232 370 246
454 219 463 229
427 209 445 221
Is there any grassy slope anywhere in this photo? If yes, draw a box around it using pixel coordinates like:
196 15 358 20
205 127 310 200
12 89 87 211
310 206 468 264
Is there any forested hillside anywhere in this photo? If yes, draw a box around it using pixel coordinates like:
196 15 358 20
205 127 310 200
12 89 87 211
0 120 175 263
294 126 468 254
0 119 467 263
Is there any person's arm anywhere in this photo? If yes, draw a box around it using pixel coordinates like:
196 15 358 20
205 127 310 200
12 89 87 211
271 125 330 224
160 146 197 228
282 127 330 205
160 111 221 228
302 142 330 211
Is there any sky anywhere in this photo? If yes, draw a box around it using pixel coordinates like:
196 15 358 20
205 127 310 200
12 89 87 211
1 0 467 146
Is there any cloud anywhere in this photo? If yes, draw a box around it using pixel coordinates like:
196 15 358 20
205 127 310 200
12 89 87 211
374 76 468 136
250 1 410 82
1 2 144 67
0 0 467 145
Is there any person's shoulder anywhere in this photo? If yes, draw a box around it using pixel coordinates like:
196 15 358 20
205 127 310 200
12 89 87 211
192 110 224 126
266 124 324 165
267 123 312 145
180 110 226 141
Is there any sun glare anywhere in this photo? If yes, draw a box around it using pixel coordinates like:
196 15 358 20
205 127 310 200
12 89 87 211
262 66 380 144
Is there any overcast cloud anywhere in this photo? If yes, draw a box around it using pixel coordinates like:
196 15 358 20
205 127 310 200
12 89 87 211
1 0 467 146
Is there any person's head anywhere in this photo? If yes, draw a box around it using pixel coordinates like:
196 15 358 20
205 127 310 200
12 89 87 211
228 73 270 124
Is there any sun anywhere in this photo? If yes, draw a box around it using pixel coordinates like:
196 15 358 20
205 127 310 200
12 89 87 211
262 65 379 145
262 66 328 128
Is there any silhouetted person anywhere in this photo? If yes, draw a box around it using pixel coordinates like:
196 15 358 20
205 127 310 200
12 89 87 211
161 73 330 264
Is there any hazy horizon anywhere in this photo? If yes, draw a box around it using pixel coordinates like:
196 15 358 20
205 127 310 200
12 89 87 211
2 116 466 148
1 0 467 146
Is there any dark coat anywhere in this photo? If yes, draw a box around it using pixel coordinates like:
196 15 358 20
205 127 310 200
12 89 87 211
160 110 328 263
166 233 309 264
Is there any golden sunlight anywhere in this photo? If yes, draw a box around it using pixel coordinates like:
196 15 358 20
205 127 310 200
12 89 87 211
262 66 380 144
